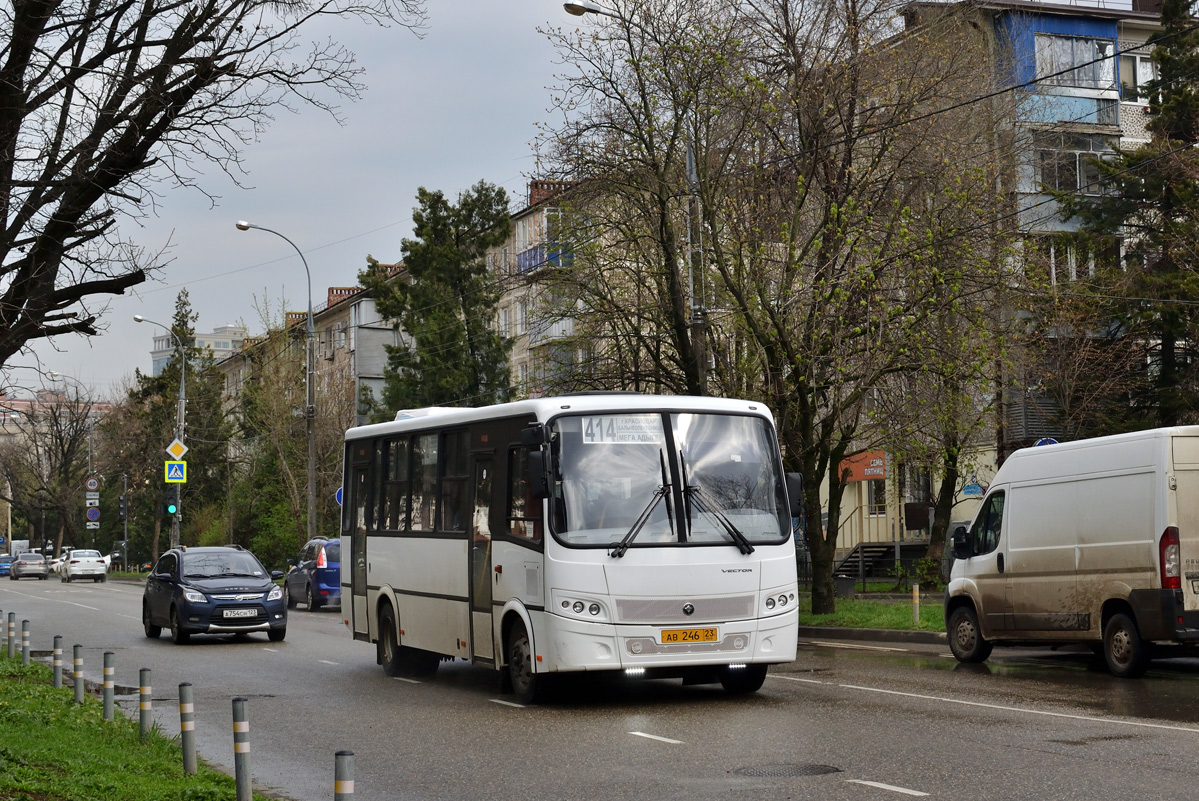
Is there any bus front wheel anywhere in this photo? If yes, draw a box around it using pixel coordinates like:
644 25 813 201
507 620 540 704
719 663 768 693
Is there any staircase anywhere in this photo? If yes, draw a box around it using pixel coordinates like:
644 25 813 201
834 541 929 580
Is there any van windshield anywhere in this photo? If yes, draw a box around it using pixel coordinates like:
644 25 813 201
548 411 789 548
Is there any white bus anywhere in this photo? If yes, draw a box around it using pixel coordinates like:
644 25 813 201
341 393 802 702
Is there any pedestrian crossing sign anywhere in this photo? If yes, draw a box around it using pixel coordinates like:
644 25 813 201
165 461 187 483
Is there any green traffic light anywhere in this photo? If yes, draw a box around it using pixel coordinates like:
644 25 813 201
166 503 178 515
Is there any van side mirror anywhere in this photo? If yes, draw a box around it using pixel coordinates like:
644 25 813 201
527 450 550 500
785 472 803 517
952 526 971 560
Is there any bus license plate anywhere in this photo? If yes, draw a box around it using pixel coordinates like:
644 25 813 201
660 627 717 644
223 609 257 619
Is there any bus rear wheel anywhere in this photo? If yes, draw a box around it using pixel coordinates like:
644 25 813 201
378 606 439 677
507 620 541 704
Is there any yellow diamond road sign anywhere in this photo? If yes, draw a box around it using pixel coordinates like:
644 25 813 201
166 438 188 460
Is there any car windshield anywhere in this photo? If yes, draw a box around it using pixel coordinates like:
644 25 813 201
21 554 44 563
181 551 265 579
549 411 789 548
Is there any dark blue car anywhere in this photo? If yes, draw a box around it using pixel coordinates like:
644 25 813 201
142 545 286 644
0 555 13 577
284 537 340 611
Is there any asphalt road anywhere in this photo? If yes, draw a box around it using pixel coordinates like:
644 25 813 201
3 578 1199 801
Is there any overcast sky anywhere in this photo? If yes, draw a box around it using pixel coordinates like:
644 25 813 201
21 2 572 399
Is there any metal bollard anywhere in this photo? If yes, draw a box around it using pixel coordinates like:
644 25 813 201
6 611 14 658
102 651 114 720
232 697 252 801
139 668 152 740
53 635 63 689
21 620 29 665
912 583 921 626
179 683 197 775
335 750 355 800
73 644 84 704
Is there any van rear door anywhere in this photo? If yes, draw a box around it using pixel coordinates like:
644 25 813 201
1171 437 1199 613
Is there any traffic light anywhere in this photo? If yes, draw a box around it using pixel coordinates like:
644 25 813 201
163 486 180 516
118 494 127 521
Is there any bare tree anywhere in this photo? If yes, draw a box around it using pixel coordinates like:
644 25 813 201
0 0 426 367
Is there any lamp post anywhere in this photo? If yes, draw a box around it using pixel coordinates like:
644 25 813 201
134 315 186 549
562 1 707 392
235 220 317 544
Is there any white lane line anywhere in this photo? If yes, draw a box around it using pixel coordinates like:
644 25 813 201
392 677 420 684
807 641 909 652
846 779 929 796
318 660 338 665
491 699 525 708
771 676 826 684
630 731 683 744
263 648 279 652
839 684 1199 734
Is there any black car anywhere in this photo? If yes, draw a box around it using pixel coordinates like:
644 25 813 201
142 545 287 644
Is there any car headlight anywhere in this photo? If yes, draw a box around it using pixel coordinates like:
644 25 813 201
267 585 283 601
182 589 207 603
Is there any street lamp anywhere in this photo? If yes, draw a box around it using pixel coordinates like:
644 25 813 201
134 315 186 549
561 1 708 392
235 220 317 544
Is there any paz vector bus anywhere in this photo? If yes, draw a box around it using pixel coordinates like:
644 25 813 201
340 393 802 702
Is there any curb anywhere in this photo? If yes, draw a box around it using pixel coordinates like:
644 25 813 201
797 626 946 646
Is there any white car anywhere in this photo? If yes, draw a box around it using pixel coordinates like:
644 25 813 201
61 549 107 583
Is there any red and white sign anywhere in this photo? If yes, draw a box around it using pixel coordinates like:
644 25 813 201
840 450 887 483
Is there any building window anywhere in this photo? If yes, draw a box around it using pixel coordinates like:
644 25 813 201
499 307 510 337
517 300 528 336
867 479 886 517
1024 234 1120 285
1035 34 1116 90
1034 132 1115 195
1120 54 1157 101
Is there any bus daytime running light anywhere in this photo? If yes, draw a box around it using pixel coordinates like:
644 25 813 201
572 601 585 613
589 603 601 616
765 597 775 609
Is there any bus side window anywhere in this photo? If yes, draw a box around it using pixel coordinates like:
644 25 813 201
508 447 543 543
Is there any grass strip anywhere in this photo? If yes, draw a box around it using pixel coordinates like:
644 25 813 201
797 595 946 631
0 656 274 801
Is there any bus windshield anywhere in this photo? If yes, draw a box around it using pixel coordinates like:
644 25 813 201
549 411 789 548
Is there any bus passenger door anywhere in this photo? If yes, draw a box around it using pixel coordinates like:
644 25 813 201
350 466 370 638
469 457 495 661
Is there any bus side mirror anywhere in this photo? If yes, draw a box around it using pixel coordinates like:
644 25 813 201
521 424 547 446
952 526 970 560
527 451 550 499
785 472 803 517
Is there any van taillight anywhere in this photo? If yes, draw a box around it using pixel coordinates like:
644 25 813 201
316 547 327 569
1161 526 1180 590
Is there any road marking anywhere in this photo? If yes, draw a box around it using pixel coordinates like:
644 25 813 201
846 779 929 796
807 641 909 652
491 699 524 708
318 660 338 665
839 684 1199 734
630 731 682 744
772 676 825 684
392 677 420 684
263 648 279 652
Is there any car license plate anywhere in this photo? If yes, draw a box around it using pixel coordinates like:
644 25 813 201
223 609 257 619
660 627 718 644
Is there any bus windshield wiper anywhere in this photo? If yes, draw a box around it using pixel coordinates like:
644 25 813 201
610 451 673 558
679 452 755 555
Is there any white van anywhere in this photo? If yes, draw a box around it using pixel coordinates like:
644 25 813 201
945 427 1199 677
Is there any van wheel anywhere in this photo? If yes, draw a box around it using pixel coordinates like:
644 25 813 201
1103 612 1149 678
947 606 992 663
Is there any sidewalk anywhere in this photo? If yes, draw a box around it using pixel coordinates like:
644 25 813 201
797 626 946 646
